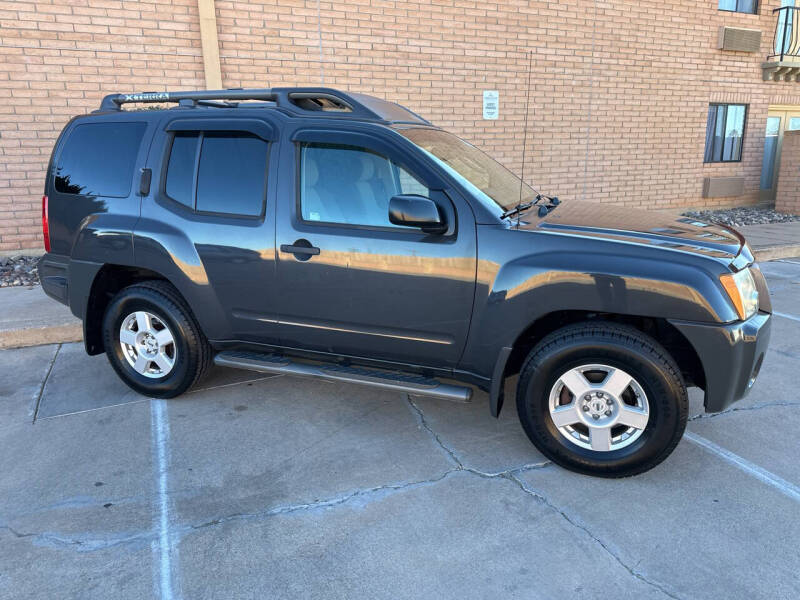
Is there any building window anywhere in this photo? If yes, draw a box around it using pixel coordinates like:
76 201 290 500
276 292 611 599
718 0 758 14
704 104 747 163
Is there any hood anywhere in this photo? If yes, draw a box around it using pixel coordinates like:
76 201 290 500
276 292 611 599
519 200 746 263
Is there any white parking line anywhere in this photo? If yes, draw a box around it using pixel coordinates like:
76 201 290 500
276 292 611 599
150 399 180 600
685 431 800 504
774 311 800 323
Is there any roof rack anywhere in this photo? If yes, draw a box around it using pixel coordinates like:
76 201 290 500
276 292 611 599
97 87 431 124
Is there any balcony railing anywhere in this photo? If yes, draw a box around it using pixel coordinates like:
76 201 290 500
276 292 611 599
768 6 800 61
763 6 800 81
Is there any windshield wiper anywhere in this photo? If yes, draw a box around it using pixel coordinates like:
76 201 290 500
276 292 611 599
501 195 560 220
501 201 535 220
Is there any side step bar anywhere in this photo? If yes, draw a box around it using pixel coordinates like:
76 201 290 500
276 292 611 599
214 351 472 402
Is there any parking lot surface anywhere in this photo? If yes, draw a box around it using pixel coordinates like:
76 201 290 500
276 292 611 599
1 260 799 599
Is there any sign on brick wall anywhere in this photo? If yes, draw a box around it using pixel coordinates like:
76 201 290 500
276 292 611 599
483 90 499 120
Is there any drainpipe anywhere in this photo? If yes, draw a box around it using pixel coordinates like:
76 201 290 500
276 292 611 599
197 0 222 89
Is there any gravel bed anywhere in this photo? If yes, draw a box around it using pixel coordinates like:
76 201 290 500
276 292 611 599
0 256 40 288
682 206 800 227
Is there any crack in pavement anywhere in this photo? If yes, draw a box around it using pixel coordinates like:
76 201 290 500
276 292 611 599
689 401 800 422
189 469 459 531
0 523 154 552
506 474 682 600
0 392 702 599
32 343 61 423
407 395 680 599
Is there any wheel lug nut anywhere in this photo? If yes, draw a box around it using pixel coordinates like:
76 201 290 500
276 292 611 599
597 392 604 398
584 395 591 401
582 406 590 412
592 414 600 420
605 410 612 416
606 399 613 406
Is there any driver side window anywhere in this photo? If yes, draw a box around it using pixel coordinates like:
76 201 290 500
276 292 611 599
299 142 428 227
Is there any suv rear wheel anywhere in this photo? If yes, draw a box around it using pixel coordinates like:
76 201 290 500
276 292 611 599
516 322 687 477
102 281 212 398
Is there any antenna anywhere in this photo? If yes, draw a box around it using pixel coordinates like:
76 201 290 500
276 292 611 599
517 50 535 225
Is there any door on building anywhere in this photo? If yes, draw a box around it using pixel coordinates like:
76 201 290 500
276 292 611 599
760 107 800 202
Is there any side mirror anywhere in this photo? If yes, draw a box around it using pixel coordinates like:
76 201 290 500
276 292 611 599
388 194 447 234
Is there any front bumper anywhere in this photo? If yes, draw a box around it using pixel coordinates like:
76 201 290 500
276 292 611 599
669 312 771 413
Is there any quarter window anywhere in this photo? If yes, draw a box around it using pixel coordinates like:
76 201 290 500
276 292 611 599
163 131 268 217
704 104 747 163
55 122 146 197
165 132 199 208
718 0 757 14
299 143 429 227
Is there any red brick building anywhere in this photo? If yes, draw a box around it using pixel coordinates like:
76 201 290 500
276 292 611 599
2 0 800 253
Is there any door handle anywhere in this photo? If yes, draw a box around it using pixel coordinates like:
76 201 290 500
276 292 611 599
280 239 320 260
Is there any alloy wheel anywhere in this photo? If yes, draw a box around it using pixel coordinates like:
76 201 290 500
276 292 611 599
548 364 650 452
119 310 176 378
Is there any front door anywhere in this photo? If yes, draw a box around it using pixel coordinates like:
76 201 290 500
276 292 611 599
760 107 800 201
274 130 477 368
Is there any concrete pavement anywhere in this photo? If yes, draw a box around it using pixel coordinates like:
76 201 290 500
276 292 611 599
0 286 80 350
0 261 799 599
739 221 800 261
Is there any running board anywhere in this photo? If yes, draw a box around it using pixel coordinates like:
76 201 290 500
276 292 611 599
214 351 472 402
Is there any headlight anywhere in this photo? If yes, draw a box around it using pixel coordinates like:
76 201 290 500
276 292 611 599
720 267 759 320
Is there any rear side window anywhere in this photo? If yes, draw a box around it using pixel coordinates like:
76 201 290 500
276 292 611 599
164 131 268 217
55 122 146 197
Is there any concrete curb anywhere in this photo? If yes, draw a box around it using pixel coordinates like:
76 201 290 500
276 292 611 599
0 323 82 350
753 244 800 262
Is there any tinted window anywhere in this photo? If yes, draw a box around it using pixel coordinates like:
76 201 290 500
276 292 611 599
300 143 429 227
704 104 747 163
165 132 199 208
55 122 146 196
196 133 268 216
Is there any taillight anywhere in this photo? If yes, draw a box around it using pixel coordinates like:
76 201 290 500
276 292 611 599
42 195 50 253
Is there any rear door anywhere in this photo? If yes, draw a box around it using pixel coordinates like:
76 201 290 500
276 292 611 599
136 116 280 343
273 126 477 368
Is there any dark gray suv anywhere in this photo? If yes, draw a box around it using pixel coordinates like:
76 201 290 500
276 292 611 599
39 88 771 477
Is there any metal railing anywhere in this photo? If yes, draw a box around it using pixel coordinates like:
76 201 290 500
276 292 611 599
769 6 800 61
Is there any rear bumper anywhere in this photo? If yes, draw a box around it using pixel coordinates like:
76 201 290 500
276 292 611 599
669 312 771 413
38 253 69 306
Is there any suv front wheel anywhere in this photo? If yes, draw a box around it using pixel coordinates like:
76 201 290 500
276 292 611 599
516 322 688 477
102 281 212 398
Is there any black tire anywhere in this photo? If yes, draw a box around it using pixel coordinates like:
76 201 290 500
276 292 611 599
102 280 212 398
516 321 687 478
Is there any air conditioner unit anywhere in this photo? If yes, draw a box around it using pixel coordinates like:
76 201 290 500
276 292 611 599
718 27 762 53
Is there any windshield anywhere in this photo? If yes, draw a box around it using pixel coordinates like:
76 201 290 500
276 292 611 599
397 128 537 212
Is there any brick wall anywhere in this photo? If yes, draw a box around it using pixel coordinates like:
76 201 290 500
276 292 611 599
0 0 206 252
776 130 800 215
2 0 800 252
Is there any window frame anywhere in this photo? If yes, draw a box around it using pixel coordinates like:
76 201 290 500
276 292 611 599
704 103 748 164
294 140 437 234
161 129 270 220
718 0 758 15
